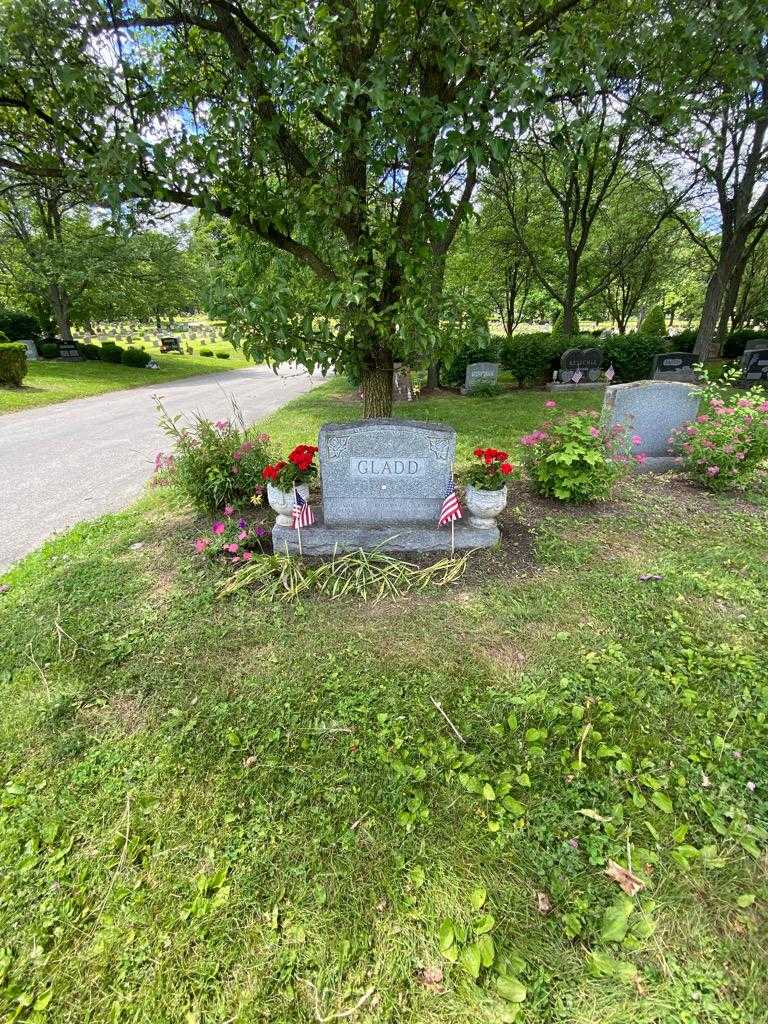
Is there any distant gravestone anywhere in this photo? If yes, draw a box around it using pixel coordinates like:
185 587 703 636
159 336 182 353
392 366 414 403
652 351 698 383
736 346 768 387
464 361 499 392
602 380 700 472
554 347 603 386
20 339 38 361
58 340 81 361
272 419 498 554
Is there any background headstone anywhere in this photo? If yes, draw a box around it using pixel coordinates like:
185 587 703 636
392 366 414 402
737 346 768 387
602 380 700 471
652 351 698 382
558 347 602 383
57 341 81 361
19 339 38 361
464 361 500 391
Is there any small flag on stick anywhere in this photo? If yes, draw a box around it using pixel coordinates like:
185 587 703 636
605 364 616 382
438 478 462 559
571 367 583 384
291 490 315 529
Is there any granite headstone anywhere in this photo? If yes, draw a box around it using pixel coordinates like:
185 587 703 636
558 347 602 384
20 338 38 361
737 346 768 387
159 336 182 353
464 361 499 391
652 351 698 383
602 380 700 471
272 419 498 553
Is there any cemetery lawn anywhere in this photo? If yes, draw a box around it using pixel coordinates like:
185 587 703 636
1 380 767 1023
0 345 253 415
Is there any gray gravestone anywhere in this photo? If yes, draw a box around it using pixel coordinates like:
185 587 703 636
464 361 499 392
652 351 698 382
602 380 701 472
20 338 38 361
551 347 603 388
737 346 768 387
393 366 414 402
272 419 498 553
159 336 182 353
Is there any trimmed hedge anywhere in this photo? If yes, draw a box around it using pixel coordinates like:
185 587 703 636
443 344 500 388
603 333 663 382
76 342 101 360
0 341 27 386
41 342 60 359
121 347 151 368
0 309 40 341
200 347 214 357
499 332 561 386
99 342 125 364
215 351 231 359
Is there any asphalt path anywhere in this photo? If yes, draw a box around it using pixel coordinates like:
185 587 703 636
0 364 322 573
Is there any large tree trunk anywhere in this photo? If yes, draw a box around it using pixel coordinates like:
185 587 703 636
562 257 578 336
426 362 440 389
695 235 744 358
715 256 747 351
47 283 72 340
361 365 393 418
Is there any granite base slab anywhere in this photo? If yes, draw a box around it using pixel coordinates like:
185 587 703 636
546 382 604 392
273 514 499 555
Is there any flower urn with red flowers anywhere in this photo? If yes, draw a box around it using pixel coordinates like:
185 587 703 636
464 447 517 528
262 444 318 526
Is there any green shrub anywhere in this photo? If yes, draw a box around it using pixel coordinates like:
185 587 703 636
76 342 101 360
154 400 275 513
639 304 667 337
603 332 665 382
500 332 560 386
215 351 231 359
99 342 124 364
0 309 40 341
121 347 151 368
467 381 503 398
520 402 637 502
0 341 27 385
723 329 768 358
200 347 214 357
41 342 60 359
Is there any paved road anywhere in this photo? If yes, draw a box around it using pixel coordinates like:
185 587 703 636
0 365 322 573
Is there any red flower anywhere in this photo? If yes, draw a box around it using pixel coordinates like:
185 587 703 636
262 465 276 481
473 447 484 458
496 450 508 461
500 462 513 475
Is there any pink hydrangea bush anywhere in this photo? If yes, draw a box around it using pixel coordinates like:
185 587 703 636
194 506 269 564
520 401 644 502
670 382 768 492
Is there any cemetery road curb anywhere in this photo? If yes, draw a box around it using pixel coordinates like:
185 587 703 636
0 364 323 573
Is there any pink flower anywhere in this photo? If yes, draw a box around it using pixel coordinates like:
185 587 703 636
706 466 720 477
223 504 235 516
758 401 768 413
257 433 270 443
723 444 734 454
589 426 600 438
214 419 230 431
737 398 751 408
736 451 746 460
242 550 254 562
696 415 709 424
631 434 642 445
212 521 226 535
194 538 210 553
238 529 247 541
634 453 647 464
544 400 557 409
225 543 239 553
687 426 696 435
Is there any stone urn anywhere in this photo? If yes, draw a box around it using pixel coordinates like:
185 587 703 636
267 482 309 527
465 483 507 529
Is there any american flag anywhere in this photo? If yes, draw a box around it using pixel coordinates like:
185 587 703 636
605 364 616 382
438 479 462 526
292 490 315 529
571 367 584 384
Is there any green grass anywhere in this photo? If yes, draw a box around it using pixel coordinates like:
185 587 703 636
0 382 766 1023
0 342 253 415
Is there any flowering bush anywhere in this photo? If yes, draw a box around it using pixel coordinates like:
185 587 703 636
670 373 768 491
154 399 273 513
520 401 642 502
194 507 269 563
262 444 318 491
466 447 517 490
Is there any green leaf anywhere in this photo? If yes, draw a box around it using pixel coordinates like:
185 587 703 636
474 912 495 935
496 976 527 1003
470 885 487 910
482 783 496 801
600 899 634 943
736 893 755 908
438 919 455 952
651 792 673 813
477 932 495 967
460 941 482 979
